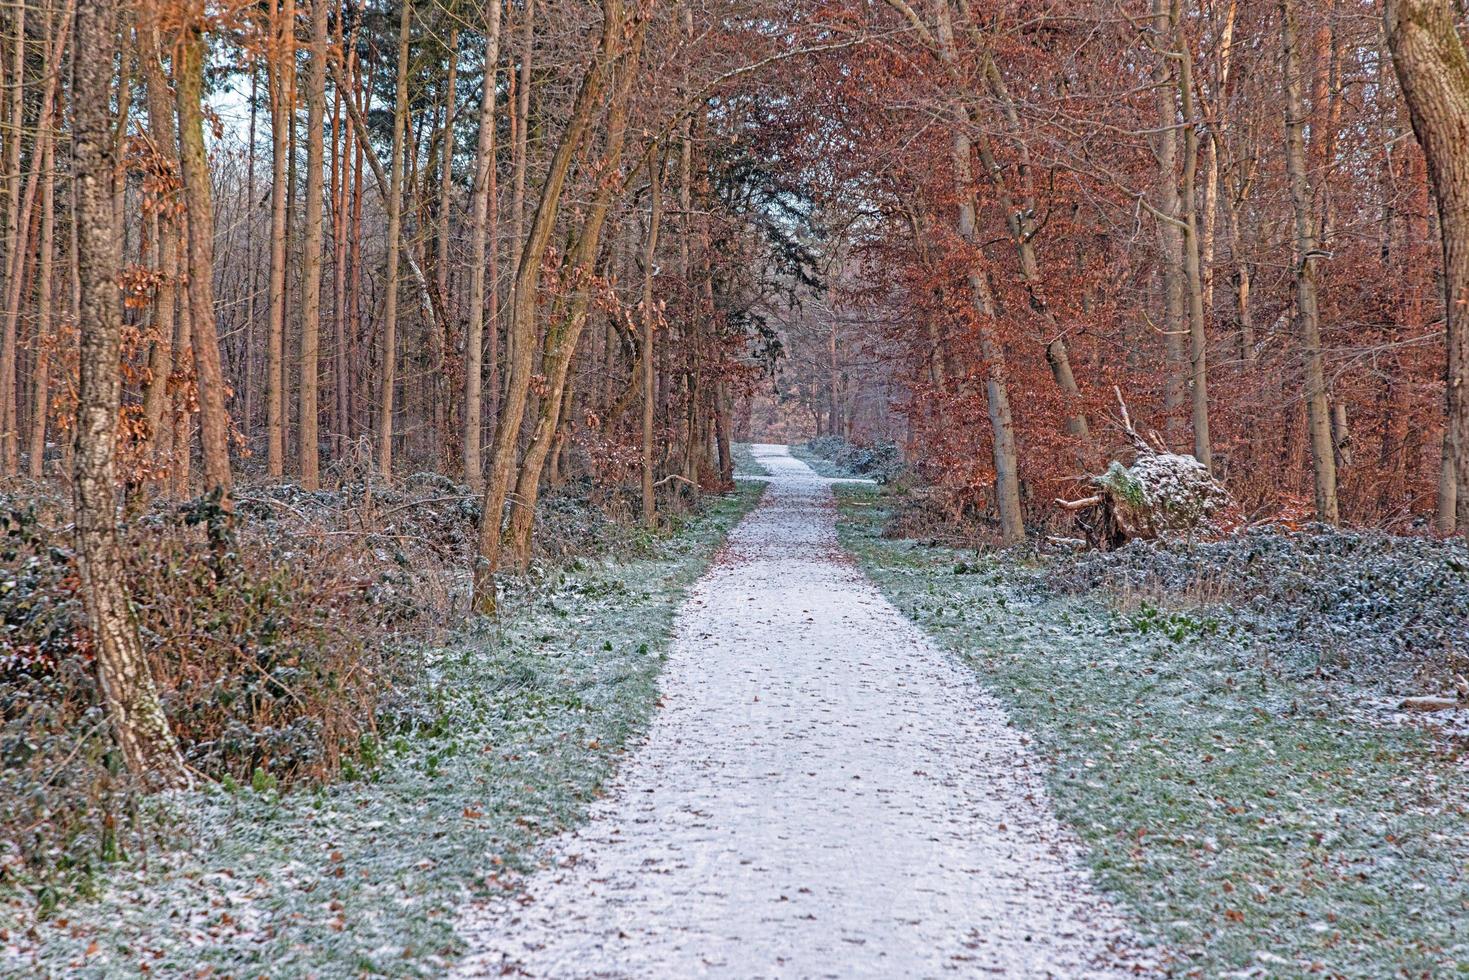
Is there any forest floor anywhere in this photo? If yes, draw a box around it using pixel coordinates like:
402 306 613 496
831 479 1469 977
1 484 761 978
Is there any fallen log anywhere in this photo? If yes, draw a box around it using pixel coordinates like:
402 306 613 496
1398 696 1461 712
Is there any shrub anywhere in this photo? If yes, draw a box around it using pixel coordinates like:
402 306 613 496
802 437 907 484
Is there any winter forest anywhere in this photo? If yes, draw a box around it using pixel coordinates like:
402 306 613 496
3 0 1469 975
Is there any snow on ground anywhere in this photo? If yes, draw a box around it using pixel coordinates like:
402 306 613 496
456 445 1140 978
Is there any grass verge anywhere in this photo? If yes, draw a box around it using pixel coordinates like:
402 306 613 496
2 483 763 978
833 483 1468 978
785 442 848 479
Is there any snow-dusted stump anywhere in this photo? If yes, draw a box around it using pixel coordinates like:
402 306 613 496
456 445 1139 978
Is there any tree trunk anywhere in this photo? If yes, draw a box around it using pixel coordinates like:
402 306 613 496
2 2 68 474
927 2 1024 545
1385 0 1469 535
1176 23 1213 471
465 0 503 489
265 0 295 478
978 53 1094 461
1282 0 1339 523
330 14 352 459
299 0 327 489
139 8 175 480
0 0 24 473
73 0 188 789
503 2 648 570
175 17 233 504
505 0 533 385
348 56 368 448
641 152 664 526
378 0 411 479
473 0 624 613
1154 0 1188 440
172 230 193 498
26 91 54 479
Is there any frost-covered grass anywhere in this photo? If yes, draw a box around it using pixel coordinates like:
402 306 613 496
730 441 765 478
2 484 763 978
785 441 848 479
833 484 1469 978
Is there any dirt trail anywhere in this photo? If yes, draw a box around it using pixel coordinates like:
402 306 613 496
456 445 1137 978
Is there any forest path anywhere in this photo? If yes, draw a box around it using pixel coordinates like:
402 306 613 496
455 445 1136 978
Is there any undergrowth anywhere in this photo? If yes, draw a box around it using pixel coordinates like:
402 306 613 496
0 473 732 928
1 481 762 976
834 483 1469 978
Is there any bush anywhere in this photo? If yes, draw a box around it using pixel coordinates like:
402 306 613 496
0 491 400 906
1051 528 1469 683
802 437 907 484
1 474 703 911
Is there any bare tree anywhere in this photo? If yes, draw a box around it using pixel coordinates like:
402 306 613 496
265 0 296 478
464 0 504 489
300 0 328 489
641 152 664 526
175 8 234 504
474 0 624 612
1282 0 1339 523
378 0 411 478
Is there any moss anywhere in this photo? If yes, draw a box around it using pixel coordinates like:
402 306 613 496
1100 461 1146 508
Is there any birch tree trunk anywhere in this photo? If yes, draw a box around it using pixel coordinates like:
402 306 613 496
73 0 188 789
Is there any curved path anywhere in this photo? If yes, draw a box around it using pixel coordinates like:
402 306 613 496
456 445 1138 978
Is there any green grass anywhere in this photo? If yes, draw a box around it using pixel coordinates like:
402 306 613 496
833 484 1469 978
5 484 764 978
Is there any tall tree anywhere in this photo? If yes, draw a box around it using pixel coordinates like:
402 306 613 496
464 0 504 488
300 0 328 488
175 2 234 504
1385 0 1469 536
73 0 188 787
1282 0 1339 523
378 0 412 478
473 0 625 612
641 152 664 526
265 0 296 478
139 3 177 479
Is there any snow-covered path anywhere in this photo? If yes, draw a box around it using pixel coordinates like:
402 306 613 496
456 445 1136 978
